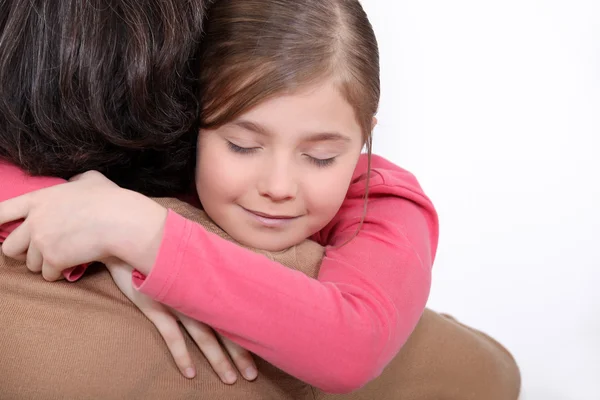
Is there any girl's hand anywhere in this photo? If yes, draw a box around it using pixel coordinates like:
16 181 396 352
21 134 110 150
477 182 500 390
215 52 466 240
105 258 258 384
0 171 166 280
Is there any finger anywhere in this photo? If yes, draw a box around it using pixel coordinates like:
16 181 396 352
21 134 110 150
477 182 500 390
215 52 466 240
25 244 43 273
8 252 26 262
2 221 31 259
69 170 104 182
41 259 64 282
68 173 85 182
105 262 197 379
178 314 238 385
104 258 132 277
219 335 258 381
0 195 31 225
146 310 197 379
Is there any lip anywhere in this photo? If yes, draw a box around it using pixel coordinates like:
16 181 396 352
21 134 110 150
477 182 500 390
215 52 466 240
248 210 297 219
242 207 300 227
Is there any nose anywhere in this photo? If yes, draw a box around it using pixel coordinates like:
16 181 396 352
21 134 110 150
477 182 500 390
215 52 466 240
257 156 298 202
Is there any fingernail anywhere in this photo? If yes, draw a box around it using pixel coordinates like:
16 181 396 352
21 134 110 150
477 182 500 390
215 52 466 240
224 371 237 384
185 368 196 379
244 367 258 380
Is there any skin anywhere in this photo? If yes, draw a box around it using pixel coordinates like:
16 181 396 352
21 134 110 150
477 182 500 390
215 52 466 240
196 81 365 252
0 78 374 386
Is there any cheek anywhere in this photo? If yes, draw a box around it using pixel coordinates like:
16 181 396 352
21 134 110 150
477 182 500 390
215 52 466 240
195 140 247 203
303 163 357 222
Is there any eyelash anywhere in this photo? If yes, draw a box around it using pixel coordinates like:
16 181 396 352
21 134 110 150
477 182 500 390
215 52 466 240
227 141 258 154
307 156 336 168
227 141 336 168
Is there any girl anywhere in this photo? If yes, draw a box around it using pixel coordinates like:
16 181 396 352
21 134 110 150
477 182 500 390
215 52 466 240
0 0 437 393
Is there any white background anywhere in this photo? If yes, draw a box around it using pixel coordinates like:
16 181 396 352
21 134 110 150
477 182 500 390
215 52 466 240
361 1 600 399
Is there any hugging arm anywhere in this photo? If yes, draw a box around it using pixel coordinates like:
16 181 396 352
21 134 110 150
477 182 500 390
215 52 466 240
0 165 257 385
0 154 438 393
132 155 438 393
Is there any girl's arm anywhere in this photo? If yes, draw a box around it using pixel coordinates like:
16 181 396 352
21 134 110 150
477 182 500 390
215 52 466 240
0 162 89 281
132 154 438 393
0 161 65 241
0 163 258 383
0 154 438 393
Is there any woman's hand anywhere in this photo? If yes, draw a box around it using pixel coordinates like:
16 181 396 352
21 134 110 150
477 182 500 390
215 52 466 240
105 258 258 384
0 171 166 280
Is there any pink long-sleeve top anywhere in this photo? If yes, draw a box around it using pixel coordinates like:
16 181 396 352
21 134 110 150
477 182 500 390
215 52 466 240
0 154 438 393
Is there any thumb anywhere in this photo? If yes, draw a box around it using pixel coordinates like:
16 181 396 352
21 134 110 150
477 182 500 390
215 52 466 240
68 170 103 182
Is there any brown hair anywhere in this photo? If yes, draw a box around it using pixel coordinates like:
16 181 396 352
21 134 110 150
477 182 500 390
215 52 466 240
198 0 380 235
0 0 206 196
199 0 379 140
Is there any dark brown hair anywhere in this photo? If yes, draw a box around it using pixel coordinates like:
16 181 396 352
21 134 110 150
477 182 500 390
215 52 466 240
198 0 380 231
0 0 206 195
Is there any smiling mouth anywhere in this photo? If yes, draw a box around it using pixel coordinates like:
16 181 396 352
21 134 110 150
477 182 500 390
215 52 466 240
240 207 301 227
245 209 298 220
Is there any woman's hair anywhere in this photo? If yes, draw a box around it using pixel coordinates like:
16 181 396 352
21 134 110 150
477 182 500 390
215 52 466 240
198 0 380 146
0 0 206 196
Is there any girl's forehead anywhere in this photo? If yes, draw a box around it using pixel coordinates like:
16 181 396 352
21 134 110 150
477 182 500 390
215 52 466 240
231 83 362 142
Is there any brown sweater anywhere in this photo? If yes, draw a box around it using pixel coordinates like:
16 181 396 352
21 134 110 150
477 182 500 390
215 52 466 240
0 198 520 399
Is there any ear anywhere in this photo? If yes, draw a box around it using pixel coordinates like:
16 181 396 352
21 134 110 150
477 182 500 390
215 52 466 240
372 116 378 130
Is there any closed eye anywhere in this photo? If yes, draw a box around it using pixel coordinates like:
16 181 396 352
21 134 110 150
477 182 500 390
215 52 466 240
227 141 259 154
305 155 336 168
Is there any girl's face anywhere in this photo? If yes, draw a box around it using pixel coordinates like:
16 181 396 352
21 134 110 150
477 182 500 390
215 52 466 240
195 81 364 251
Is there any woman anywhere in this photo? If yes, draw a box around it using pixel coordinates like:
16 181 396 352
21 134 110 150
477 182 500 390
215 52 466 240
0 0 520 398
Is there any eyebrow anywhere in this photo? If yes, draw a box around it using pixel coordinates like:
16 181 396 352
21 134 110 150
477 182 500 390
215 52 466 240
232 119 352 143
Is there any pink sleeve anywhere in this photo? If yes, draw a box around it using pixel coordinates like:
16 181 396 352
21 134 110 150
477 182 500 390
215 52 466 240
0 161 85 281
133 154 438 393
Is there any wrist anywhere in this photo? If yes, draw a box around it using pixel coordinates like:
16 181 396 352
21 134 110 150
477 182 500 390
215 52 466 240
108 190 167 276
